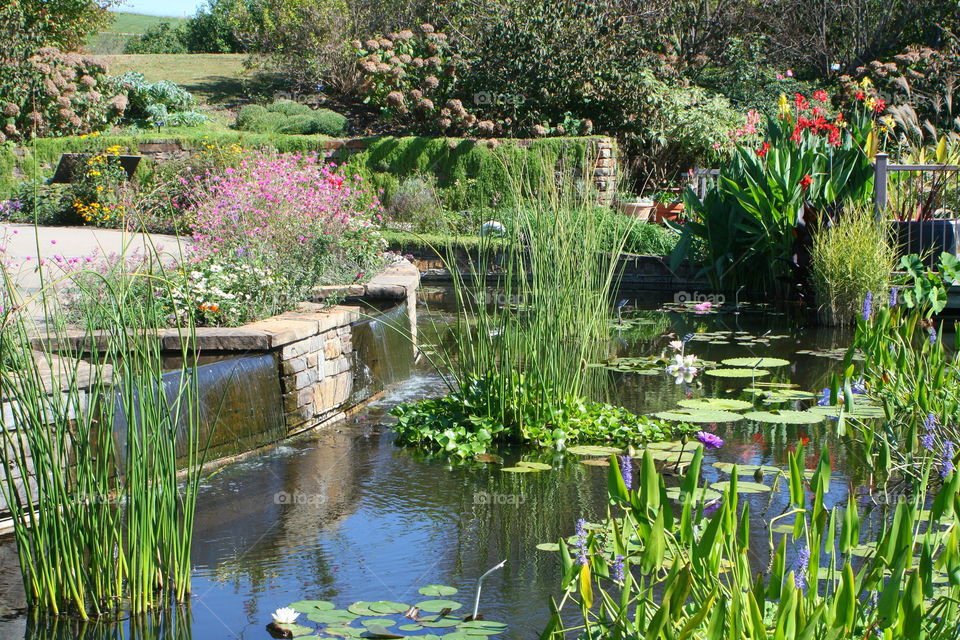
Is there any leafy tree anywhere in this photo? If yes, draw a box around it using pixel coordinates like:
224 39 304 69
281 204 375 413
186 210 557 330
11 0 113 51
124 22 188 54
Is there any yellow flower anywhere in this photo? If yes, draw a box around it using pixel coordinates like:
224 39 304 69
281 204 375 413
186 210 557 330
881 115 896 130
860 77 873 89
865 97 877 111
777 93 790 115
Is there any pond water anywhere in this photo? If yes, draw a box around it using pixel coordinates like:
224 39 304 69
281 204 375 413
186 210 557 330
0 287 897 639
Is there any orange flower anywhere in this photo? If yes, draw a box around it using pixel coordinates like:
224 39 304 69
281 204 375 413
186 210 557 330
799 174 813 190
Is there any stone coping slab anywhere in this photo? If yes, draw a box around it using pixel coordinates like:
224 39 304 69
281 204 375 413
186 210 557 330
27 259 418 354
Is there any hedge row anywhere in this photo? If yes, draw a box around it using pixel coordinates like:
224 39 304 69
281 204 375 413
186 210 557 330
1 132 604 213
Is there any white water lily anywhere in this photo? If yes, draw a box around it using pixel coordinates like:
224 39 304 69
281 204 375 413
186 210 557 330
666 354 698 385
272 607 300 625
669 340 684 352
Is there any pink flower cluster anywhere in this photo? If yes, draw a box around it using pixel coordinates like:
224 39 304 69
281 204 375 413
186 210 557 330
187 152 383 266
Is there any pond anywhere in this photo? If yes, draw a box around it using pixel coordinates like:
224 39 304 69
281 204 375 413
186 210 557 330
0 287 891 639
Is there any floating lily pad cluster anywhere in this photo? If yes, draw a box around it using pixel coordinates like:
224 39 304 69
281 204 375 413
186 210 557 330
795 347 863 361
591 355 714 375
653 386 830 425
684 330 791 346
273 586 508 639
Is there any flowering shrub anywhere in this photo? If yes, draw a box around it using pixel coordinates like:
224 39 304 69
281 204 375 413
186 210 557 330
672 88 884 295
174 151 386 325
0 47 126 141
71 145 133 227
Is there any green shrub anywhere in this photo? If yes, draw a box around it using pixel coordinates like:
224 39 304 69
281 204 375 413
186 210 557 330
5 182 76 225
811 208 896 326
235 104 267 129
123 22 188 54
602 213 679 256
310 109 348 136
266 99 313 117
243 111 287 133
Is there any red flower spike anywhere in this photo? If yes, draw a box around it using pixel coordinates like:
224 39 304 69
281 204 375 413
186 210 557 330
799 174 813 190
756 142 771 157
813 90 829 103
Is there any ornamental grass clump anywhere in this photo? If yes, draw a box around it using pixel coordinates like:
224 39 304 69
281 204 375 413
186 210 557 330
810 206 896 326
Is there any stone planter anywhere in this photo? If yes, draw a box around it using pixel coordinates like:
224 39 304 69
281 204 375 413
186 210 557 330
654 203 684 225
891 219 960 267
619 201 654 221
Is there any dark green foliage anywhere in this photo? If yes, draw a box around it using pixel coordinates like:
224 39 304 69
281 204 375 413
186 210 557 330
123 22 188 54
180 5 243 53
4 183 77 225
235 102 348 136
598 212 679 256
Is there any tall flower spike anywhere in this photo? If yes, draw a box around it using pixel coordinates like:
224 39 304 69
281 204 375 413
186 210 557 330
861 291 873 321
618 454 633 490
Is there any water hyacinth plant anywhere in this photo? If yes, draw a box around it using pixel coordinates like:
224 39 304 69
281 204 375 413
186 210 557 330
543 446 960 639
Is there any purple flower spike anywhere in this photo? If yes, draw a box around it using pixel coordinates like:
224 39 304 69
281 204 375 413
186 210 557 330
930 327 938 345
818 387 831 407
618 454 633 490
696 431 724 450
861 291 873 321
612 554 625 583
574 518 588 566
942 440 956 478
889 287 898 308
794 545 810 591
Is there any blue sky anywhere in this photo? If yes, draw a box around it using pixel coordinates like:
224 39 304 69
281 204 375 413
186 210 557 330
113 0 205 17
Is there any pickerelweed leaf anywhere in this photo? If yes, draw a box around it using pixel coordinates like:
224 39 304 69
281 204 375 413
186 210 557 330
418 585 458 597
678 398 754 411
653 409 745 423
743 410 825 424
721 357 790 368
704 368 770 378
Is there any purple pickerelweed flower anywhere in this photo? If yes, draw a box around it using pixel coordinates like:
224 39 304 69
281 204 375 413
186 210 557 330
862 291 873 321
930 327 938 345
794 545 810 591
922 414 938 452
574 518 588 566
818 387 831 406
942 440 956 478
889 287 899 308
702 499 722 518
618 454 633 490
612 554 625 583
852 378 866 394
696 431 724 450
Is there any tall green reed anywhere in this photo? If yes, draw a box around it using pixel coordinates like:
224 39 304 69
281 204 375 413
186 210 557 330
432 156 629 441
0 239 206 619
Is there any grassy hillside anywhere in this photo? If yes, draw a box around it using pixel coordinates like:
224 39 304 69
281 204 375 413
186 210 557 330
88 11 189 54
99 54 251 104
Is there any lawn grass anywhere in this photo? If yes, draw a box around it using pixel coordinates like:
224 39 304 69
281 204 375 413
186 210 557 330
87 12 189 54
99 54 252 104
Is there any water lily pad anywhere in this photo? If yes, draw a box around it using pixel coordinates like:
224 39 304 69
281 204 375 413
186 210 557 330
516 461 551 471
654 409 744 423
417 599 463 613
500 466 535 473
536 542 560 551
645 440 703 451
567 445 623 456
473 453 502 464
580 458 610 466
361 619 398 628
274 623 315 637
710 480 772 493
721 357 790 368
325 625 365 638
712 462 781 475
420 616 463 628
399 624 424 631
678 398 753 411
348 602 381 616
369 601 410 615
419 585 458 597
289 600 336 613
705 368 770 378
760 390 818 402
461 621 508 632
744 410 824 424
665 486 721 501
308 609 359 624
808 404 885 419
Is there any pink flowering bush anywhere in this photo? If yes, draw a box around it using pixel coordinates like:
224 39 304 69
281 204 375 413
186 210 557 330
175 151 386 325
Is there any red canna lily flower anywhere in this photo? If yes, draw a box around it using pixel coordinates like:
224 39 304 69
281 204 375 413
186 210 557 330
813 90 829 102
799 174 813 190
756 142 771 157
855 90 865 100
794 93 809 111
874 98 886 113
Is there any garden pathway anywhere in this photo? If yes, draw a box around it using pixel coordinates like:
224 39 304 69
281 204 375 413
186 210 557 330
1 224 187 319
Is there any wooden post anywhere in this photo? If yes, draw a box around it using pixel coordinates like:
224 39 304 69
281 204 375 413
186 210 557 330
874 153 889 219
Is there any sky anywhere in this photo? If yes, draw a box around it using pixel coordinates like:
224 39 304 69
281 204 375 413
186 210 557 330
112 0 205 17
